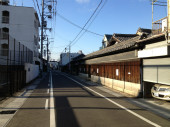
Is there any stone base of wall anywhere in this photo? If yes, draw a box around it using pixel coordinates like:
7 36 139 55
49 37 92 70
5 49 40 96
79 73 89 80
81 74 141 97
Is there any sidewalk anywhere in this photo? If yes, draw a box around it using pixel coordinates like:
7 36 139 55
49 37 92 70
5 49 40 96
0 72 47 127
73 75 170 120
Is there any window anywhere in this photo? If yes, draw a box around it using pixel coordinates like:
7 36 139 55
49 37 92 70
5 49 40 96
1 44 8 56
1 27 9 39
2 11 9 24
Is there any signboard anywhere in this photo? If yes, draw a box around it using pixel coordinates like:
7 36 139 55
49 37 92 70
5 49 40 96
116 69 119 76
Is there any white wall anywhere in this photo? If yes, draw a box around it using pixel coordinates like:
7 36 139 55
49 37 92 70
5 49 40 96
25 63 39 83
83 74 141 97
60 53 81 66
0 5 40 62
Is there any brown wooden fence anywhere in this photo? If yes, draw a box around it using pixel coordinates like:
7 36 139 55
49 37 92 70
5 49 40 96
80 61 140 84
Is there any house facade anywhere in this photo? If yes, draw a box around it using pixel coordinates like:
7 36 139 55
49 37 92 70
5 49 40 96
138 30 170 97
101 34 112 49
76 28 154 97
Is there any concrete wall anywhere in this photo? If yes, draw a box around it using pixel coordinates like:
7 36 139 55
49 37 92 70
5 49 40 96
79 73 89 80
87 74 141 97
25 63 39 83
60 53 81 66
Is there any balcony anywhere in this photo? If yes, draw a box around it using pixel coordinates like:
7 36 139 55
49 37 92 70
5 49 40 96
152 17 167 35
2 16 9 24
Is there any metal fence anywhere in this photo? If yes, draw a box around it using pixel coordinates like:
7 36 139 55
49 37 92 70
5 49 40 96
0 35 33 100
152 17 167 35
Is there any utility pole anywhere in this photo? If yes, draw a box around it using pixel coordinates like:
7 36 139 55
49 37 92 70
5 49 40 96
69 42 71 72
152 0 157 30
41 0 44 71
47 37 49 71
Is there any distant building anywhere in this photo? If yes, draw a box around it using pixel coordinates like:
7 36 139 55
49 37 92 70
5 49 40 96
0 1 40 64
49 61 58 69
60 50 83 66
101 34 112 49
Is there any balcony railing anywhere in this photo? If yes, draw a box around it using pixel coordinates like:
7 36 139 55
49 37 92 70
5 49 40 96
152 17 167 35
2 16 9 24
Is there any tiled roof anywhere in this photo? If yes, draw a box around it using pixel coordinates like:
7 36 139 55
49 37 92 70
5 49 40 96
137 28 152 34
83 35 141 60
72 54 85 61
113 34 138 42
108 34 138 46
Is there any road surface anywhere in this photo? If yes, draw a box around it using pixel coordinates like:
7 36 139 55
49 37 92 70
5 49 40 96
5 71 170 127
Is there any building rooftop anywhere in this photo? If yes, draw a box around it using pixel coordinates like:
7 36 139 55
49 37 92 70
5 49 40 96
83 35 141 60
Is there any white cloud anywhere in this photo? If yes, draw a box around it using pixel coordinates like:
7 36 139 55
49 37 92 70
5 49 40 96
75 0 90 4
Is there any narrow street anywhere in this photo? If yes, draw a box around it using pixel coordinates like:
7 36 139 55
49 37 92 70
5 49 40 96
3 71 170 127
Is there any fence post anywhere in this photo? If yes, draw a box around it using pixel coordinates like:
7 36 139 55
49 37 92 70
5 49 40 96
7 35 10 96
23 45 24 63
19 42 20 65
26 47 27 62
14 39 15 65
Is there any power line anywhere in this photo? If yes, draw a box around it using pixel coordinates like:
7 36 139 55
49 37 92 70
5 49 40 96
35 0 41 17
32 0 37 10
60 0 104 56
70 0 103 45
56 12 103 37
71 0 108 47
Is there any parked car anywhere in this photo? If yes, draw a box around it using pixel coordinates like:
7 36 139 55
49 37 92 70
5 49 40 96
151 84 170 101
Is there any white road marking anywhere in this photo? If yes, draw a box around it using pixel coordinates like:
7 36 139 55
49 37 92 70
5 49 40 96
47 89 49 94
45 99 49 110
50 72 56 127
62 74 161 127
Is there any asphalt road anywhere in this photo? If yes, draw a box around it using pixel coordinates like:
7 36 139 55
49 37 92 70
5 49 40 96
5 71 170 127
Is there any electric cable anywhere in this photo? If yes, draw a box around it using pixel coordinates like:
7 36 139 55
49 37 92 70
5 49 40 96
56 12 103 37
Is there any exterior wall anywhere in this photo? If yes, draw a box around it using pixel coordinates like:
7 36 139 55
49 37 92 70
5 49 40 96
143 58 170 85
138 38 170 97
60 53 81 66
138 41 170 58
79 73 88 80
91 75 100 83
90 76 140 96
25 63 39 83
0 5 40 63
79 61 141 97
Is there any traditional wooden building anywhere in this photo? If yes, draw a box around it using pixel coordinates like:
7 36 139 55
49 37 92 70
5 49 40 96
77 30 152 97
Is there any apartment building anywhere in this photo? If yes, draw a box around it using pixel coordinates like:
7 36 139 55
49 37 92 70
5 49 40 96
0 0 40 64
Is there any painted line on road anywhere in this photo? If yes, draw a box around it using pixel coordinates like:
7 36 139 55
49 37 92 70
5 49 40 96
45 99 49 110
47 89 49 94
50 72 56 127
62 74 161 127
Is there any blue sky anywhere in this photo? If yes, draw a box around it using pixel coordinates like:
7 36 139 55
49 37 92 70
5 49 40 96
10 0 167 61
